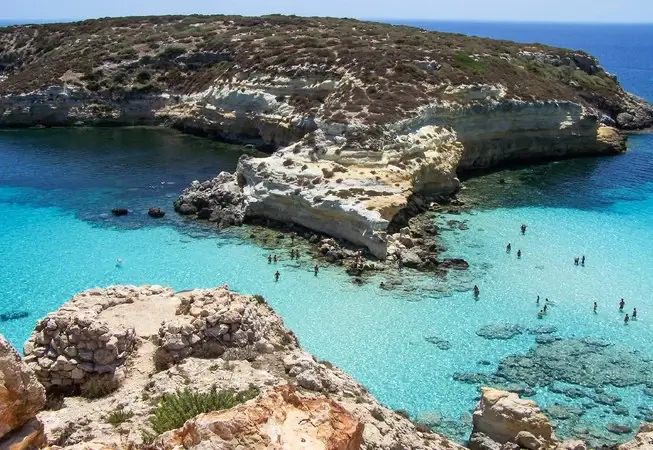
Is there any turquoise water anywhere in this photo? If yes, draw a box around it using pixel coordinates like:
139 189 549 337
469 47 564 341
1 23 653 446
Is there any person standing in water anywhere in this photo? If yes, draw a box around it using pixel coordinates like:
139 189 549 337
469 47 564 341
273 255 278 263
537 295 540 305
619 298 625 311
517 250 522 259
274 271 280 282
538 310 544 319
314 264 319 275
594 302 597 313
506 243 511 252
544 304 548 314
473 285 480 298
521 224 527 235
574 257 579 266
581 255 585 266
268 254 272 264
633 308 637 319
624 314 630 324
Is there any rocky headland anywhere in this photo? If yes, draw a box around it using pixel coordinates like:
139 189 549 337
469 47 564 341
1 15 652 259
0 284 651 450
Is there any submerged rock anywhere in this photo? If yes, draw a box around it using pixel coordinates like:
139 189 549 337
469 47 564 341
425 335 453 350
110 207 128 216
476 324 523 340
147 207 165 218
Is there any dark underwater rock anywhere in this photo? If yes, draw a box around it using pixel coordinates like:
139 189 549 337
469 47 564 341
148 207 165 218
424 336 452 350
476 324 523 340
111 207 128 216
605 423 632 435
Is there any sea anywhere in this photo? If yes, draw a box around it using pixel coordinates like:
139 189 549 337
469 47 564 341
1 20 653 446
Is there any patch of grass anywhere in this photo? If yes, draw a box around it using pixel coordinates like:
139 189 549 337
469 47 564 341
81 374 120 399
147 386 259 435
107 408 134 426
453 52 486 72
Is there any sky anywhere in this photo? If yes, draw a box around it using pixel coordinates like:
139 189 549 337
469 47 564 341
2 0 653 23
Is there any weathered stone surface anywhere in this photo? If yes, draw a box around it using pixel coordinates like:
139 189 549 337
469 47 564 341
469 387 556 450
618 423 653 450
158 385 364 449
0 417 45 450
0 334 45 440
31 286 465 450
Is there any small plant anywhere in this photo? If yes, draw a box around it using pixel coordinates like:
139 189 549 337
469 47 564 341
81 374 120 399
153 347 176 372
107 408 134 426
253 294 266 304
147 386 259 435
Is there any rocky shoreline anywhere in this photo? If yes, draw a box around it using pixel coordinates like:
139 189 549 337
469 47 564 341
1 284 651 450
2 16 653 259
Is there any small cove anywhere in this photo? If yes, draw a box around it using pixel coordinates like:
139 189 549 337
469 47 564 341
1 22 653 447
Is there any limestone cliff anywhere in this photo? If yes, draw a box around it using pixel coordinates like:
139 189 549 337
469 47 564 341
1 15 652 256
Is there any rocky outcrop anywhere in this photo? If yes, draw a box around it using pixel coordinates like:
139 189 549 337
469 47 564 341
28 286 464 450
469 387 557 450
157 385 364 449
618 423 653 450
0 334 46 449
22 286 165 391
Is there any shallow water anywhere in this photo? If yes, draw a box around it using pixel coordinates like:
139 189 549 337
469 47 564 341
2 23 653 446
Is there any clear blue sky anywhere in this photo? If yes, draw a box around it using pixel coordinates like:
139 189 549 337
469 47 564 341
4 0 653 23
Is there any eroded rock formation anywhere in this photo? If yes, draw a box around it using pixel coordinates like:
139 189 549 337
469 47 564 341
157 385 364 449
0 334 46 449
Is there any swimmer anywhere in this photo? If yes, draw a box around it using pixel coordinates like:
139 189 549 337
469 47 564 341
273 255 278 264
380 282 385 288
521 224 527 235
274 271 280 282
594 302 597 313
116 258 123 267
506 243 512 252
619 298 625 311
633 308 637 319
581 255 585 266
538 310 544 319
624 314 629 324
517 249 522 259
537 295 540 305
268 254 272 264
473 285 480 297
544 304 548 313
314 264 319 275
574 257 579 266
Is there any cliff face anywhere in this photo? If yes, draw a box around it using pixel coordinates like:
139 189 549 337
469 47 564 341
1 15 652 256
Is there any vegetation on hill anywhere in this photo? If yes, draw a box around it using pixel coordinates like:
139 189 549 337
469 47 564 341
0 15 627 124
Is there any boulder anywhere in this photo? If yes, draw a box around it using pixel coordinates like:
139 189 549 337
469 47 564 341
469 387 556 450
110 208 128 216
157 385 364 449
0 417 45 450
147 207 165 218
177 203 198 215
618 423 653 450
0 334 45 441
438 258 469 270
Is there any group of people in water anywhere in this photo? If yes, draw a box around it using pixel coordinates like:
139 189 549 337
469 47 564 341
478 224 640 325
270 249 319 281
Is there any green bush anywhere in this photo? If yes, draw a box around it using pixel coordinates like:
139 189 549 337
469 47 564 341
107 408 134 426
81 374 120 399
147 386 259 435
253 294 266 304
453 52 486 72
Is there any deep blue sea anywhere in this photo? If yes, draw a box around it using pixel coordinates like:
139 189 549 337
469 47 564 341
1 21 653 445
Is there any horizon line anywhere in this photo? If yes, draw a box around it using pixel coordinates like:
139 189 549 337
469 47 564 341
2 15 653 26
